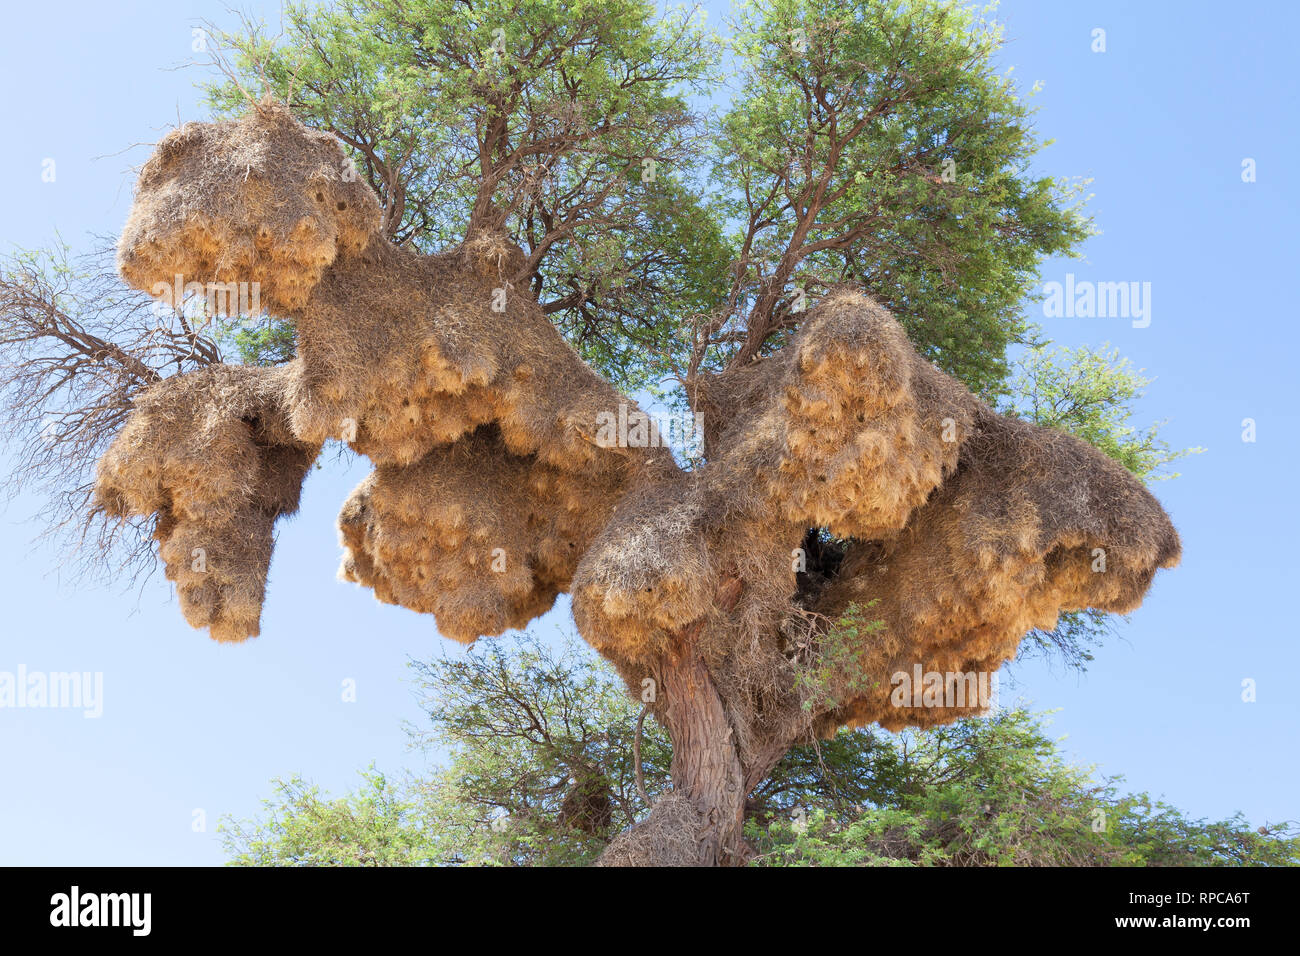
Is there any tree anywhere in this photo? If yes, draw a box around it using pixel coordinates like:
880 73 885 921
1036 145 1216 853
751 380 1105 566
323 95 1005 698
702 0 1089 396
220 639 1299 867
1 0 1182 865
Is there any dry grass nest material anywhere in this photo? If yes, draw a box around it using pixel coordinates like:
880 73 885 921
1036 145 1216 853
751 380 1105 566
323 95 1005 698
99 106 1180 736
93 363 320 641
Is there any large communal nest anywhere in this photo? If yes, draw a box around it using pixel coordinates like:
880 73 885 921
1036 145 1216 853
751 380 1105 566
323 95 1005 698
96 104 1180 741
117 102 674 477
118 103 382 314
337 424 647 642
276 235 672 477
574 292 977 663
93 363 320 641
110 101 676 648
572 288 1180 735
812 402 1182 732
694 291 978 539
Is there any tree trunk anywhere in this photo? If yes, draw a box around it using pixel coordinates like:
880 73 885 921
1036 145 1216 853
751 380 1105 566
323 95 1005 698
595 634 751 867
656 634 749 866
596 577 799 867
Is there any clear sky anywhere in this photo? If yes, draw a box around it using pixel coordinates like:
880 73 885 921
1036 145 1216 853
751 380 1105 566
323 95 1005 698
0 0 1295 865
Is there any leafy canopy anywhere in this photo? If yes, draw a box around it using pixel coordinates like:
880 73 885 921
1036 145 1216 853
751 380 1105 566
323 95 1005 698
209 0 1090 399
220 639 1297 867
706 0 1091 395
1005 340 1202 482
208 0 729 390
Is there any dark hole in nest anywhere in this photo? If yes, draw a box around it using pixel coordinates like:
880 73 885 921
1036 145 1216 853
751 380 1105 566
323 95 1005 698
337 201 347 211
793 528 849 603
315 192 324 202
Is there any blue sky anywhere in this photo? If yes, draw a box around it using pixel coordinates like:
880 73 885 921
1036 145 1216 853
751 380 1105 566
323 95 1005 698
0 0 1296 865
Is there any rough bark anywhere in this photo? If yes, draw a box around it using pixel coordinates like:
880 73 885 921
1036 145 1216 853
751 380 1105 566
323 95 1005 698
597 577 784 867
657 633 749 866
596 623 814 867
595 639 752 867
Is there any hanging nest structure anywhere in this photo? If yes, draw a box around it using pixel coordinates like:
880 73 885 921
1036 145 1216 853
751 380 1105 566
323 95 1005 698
337 423 671 642
96 102 1180 743
810 401 1181 732
570 288 1178 745
117 105 382 315
573 291 980 668
93 363 320 641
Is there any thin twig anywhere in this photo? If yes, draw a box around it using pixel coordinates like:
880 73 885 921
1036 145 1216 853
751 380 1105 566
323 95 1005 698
633 703 652 809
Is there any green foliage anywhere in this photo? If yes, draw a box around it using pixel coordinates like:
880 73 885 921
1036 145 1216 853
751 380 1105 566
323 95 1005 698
221 641 1295 867
749 708 1300 867
794 600 884 712
218 316 297 367
221 768 442 866
1005 341 1202 482
541 175 734 390
711 0 1092 394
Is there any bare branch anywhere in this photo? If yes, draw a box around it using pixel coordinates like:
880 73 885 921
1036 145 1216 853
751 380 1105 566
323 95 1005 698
0 239 223 581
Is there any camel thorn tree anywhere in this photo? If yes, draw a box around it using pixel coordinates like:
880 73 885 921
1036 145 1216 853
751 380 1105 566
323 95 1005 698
0 0 1180 866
